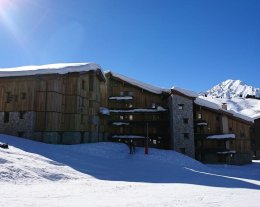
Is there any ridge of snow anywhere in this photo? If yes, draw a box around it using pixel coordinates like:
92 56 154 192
106 71 170 94
171 86 198 98
206 79 260 98
0 63 102 77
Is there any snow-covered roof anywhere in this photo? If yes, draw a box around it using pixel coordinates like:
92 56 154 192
171 86 198 98
0 63 103 78
195 97 221 110
106 71 170 94
195 97 254 123
206 134 236 139
252 113 260 120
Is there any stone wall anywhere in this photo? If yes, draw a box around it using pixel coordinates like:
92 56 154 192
169 94 195 158
0 111 35 139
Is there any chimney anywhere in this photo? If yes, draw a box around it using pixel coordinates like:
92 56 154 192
222 103 227 110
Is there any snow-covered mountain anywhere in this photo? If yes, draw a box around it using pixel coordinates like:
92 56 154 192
206 79 260 98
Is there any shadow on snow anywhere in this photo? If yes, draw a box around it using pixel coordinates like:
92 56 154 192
1 135 260 190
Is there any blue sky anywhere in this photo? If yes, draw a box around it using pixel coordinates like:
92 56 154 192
0 0 259 92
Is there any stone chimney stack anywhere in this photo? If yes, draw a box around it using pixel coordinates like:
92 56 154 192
222 103 227 110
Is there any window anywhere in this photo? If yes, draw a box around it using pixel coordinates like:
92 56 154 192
129 115 133 120
198 113 202 119
19 111 26 119
184 133 189 139
178 104 184 110
4 112 9 123
89 75 94 91
119 91 124 96
216 116 220 121
129 103 133 108
120 115 124 120
128 91 133 96
152 103 157 108
6 92 11 103
183 118 189 124
81 80 85 90
229 127 233 132
21 92 26 100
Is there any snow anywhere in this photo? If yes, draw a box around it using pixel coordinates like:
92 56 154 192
217 150 236 154
200 96 260 120
109 96 133 100
0 63 102 77
110 106 167 113
197 122 208 126
112 122 130 126
172 86 198 98
99 107 110 115
106 71 169 94
207 134 236 139
206 79 260 98
112 135 145 139
1 134 260 207
195 97 254 122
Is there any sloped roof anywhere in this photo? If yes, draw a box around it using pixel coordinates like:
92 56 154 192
105 71 170 94
0 63 104 79
171 86 198 98
195 97 253 123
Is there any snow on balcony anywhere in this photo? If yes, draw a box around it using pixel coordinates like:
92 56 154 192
109 96 133 100
112 135 146 139
112 122 130 126
99 107 110 115
196 122 208 126
206 134 236 139
217 150 236 154
110 106 167 113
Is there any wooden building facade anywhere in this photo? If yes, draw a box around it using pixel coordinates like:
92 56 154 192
193 99 253 164
104 71 170 149
0 64 107 144
252 116 260 159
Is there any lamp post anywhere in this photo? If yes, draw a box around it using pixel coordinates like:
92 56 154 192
145 122 149 154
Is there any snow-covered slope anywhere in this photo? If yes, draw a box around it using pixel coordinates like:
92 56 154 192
1 134 260 207
206 79 260 98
